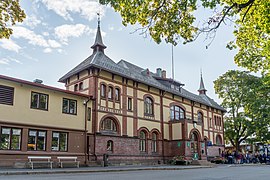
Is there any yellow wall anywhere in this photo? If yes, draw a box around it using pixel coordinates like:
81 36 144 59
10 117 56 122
0 79 92 132
127 117 133 136
172 123 182 140
138 119 160 132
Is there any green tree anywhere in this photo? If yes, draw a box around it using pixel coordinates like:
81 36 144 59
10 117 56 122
0 0 26 39
100 0 270 74
214 70 269 151
244 75 270 143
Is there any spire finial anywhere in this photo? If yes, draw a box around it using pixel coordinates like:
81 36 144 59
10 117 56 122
97 12 100 27
91 12 106 53
198 69 207 95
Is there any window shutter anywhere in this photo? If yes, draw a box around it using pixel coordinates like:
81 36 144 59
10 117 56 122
0 85 14 105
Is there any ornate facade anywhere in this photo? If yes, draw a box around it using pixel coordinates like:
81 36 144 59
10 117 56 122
0 23 225 167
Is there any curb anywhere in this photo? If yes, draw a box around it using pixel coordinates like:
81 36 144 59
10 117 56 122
0 166 213 176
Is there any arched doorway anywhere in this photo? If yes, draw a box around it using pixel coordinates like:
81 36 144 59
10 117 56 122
191 132 199 160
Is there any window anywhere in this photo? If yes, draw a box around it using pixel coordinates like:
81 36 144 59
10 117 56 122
101 84 106 98
74 84 78 92
170 105 185 120
28 130 46 151
52 132 68 151
0 127 21 150
107 140 113 152
87 107 91 121
108 86 113 100
209 118 212 127
101 118 117 132
79 82 83 91
216 135 222 145
62 98 77 115
144 97 153 115
152 133 157 153
0 85 14 105
139 131 146 152
31 92 48 110
115 88 120 101
198 112 203 122
128 98 132 111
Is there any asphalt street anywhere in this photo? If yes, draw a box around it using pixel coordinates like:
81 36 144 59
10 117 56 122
0 165 269 180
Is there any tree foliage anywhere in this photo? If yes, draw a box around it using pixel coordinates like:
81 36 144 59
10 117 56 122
100 0 270 74
0 0 26 39
214 70 270 150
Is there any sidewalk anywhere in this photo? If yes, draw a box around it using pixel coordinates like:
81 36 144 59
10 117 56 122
0 165 212 176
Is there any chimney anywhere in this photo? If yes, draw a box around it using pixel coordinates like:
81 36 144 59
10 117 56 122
156 68 162 77
161 70 166 78
33 79 43 84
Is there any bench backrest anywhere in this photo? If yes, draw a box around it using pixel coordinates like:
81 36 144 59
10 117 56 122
57 157 78 161
28 156 51 162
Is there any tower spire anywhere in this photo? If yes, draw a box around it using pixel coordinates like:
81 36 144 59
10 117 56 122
91 13 106 53
198 69 207 95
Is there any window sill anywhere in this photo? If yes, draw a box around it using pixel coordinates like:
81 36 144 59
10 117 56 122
144 113 154 117
62 112 77 116
30 107 48 111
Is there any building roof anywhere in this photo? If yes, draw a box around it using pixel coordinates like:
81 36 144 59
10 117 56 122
0 75 90 98
59 26 225 112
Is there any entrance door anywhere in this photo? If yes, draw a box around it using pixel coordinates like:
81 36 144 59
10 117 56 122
191 132 199 160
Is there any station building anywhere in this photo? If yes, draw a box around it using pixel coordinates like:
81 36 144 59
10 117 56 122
0 23 225 167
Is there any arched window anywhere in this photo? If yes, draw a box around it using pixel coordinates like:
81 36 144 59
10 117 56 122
107 140 113 152
100 84 106 98
139 131 146 152
101 118 117 132
198 112 203 122
216 135 222 145
152 132 157 153
144 97 153 115
108 86 113 100
170 105 185 120
115 88 120 101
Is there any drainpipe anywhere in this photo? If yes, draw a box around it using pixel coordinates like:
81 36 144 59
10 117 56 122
83 97 91 165
160 90 165 164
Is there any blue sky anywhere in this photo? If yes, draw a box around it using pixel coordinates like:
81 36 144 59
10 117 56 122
0 0 243 103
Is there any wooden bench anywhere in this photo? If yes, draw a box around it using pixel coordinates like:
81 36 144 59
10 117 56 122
57 157 80 168
28 156 53 169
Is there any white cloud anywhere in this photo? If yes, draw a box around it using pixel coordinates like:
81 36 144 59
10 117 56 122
0 39 21 52
43 32 50 36
0 58 9 65
12 26 49 47
48 39 61 48
108 25 114 31
40 0 106 21
54 24 94 44
23 15 41 28
10 26 62 50
0 57 22 65
43 48 52 53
